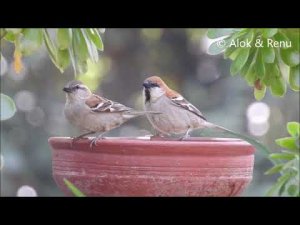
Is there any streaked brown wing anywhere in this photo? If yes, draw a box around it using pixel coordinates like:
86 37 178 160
85 95 132 113
171 96 207 121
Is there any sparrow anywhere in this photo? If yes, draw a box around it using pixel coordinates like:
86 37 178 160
142 76 270 156
63 80 160 148
142 76 231 139
143 76 208 139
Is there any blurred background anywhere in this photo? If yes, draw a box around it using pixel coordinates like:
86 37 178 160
1 28 299 196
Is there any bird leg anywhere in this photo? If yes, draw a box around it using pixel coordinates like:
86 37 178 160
152 130 165 137
150 130 169 140
71 131 95 148
178 128 192 141
89 132 107 149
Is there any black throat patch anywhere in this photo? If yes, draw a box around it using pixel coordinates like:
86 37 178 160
144 89 150 103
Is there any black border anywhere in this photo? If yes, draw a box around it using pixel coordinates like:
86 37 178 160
0 5 299 27
1 197 299 213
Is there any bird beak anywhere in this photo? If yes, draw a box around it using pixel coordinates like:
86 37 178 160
63 87 72 93
143 82 151 89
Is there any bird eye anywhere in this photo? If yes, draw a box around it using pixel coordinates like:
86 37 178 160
75 85 80 89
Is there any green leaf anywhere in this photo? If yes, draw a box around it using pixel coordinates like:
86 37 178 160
81 29 99 63
279 182 287 196
245 64 257 86
3 31 16 42
73 29 89 62
270 75 286 97
266 171 295 196
261 29 278 38
207 39 227 55
1 93 16 121
255 51 266 78
68 46 77 75
269 152 296 161
263 63 280 87
282 158 298 170
276 137 299 151
70 29 90 75
20 29 43 56
227 47 241 60
244 50 259 86
280 48 300 67
288 167 299 176
240 51 254 76
254 83 266 100
274 31 290 49
224 46 237 59
287 122 300 137
63 178 85 197
261 42 275 63
42 29 59 68
287 184 299 196
265 164 284 175
86 29 104 51
74 60 88 75
280 169 298 180
0 28 5 39
69 44 88 75
223 30 250 59
56 49 70 73
230 47 250 75
56 29 72 50
207 29 236 39
283 29 299 51
289 65 300 91
5 28 22 34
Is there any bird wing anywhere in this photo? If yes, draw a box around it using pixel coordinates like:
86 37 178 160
85 94 132 113
170 95 207 121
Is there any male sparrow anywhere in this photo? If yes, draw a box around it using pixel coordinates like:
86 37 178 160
142 76 231 139
142 76 270 156
63 80 160 147
143 76 210 138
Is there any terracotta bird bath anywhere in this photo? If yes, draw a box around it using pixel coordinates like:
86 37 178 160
48 137 255 196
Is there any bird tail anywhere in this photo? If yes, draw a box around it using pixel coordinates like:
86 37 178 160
124 111 162 116
203 121 270 157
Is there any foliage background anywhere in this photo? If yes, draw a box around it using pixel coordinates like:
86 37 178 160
1 28 299 196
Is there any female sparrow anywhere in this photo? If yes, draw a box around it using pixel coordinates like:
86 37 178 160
63 80 160 148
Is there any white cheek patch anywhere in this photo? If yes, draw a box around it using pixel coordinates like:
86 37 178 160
150 87 165 101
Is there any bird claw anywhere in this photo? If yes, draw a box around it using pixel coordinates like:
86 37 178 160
151 134 164 138
89 138 97 149
178 136 188 141
70 131 95 148
89 136 104 149
178 133 190 141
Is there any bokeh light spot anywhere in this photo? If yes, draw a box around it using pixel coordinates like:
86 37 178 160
26 107 45 127
1 55 8 76
247 102 271 136
0 154 4 170
17 185 38 197
247 102 270 123
14 90 36 112
248 121 270 136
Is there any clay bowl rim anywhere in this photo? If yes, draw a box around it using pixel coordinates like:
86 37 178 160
48 136 255 156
